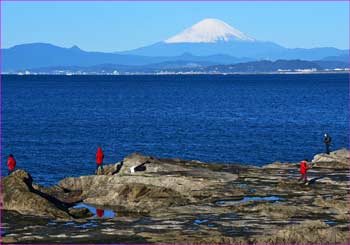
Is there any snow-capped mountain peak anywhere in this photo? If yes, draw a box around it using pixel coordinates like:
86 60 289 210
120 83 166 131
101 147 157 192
165 18 255 43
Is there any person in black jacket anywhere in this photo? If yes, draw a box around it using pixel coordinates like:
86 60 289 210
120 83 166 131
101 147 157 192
324 133 331 154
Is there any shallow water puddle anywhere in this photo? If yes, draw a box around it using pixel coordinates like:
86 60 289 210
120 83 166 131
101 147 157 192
74 203 115 218
324 220 337 226
61 220 98 229
63 222 75 226
193 219 208 225
192 219 218 229
323 195 333 200
192 213 238 228
215 196 285 205
74 222 98 228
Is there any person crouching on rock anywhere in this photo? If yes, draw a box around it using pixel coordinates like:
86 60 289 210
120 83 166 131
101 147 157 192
95 147 104 174
298 159 309 184
7 154 16 175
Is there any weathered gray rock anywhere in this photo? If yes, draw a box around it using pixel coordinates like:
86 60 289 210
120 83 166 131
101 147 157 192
68 207 93 218
251 220 345 244
97 153 194 176
312 148 350 168
58 153 239 212
119 153 152 174
85 183 188 212
95 163 121 175
2 149 349 244
32 184 83 204
1 170 71 218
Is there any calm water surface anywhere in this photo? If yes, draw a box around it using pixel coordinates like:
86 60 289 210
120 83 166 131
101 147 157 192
2 74 348 185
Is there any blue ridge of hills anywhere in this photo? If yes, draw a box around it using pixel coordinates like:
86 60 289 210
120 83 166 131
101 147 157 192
2 43 348 73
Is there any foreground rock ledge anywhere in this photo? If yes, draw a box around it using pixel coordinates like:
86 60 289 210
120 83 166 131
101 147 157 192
1 148 349 244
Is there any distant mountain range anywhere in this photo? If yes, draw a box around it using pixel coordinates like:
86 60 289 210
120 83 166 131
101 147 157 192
2 43 253 72
118 18 348 60
2 18 348 73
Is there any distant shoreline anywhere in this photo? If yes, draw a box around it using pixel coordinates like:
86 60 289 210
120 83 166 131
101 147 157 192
2 70 349 76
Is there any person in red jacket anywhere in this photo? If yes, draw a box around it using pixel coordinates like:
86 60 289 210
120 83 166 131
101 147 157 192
95 147 104 174
299 159 309 184
7 154 16 175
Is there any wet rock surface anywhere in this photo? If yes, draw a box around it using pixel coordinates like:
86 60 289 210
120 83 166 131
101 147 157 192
2 149 349 244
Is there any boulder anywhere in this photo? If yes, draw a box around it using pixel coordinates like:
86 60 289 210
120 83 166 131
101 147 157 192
58 173 210 210
118 153 152 175
84 183 188 213
93 153 195 176
95 163 121 175
32 184 83 204
311 148 350 168
1 170 71 218
119 153 201 174
58 153 238 211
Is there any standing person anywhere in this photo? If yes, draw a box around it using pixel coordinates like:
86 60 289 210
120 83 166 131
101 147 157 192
299 159 309 184
7 154 16 175
324 133 331 154
95 147 104 174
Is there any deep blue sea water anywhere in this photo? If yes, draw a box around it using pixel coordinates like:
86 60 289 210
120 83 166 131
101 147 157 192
2 74 349 185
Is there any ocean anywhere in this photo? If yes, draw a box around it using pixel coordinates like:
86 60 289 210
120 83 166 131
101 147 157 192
2 74 348 185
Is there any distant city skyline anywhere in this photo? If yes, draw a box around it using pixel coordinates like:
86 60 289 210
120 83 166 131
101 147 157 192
2 1 349 52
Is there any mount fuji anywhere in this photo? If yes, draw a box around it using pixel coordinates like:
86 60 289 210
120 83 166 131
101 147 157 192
119 18 347 60
164 18 255 43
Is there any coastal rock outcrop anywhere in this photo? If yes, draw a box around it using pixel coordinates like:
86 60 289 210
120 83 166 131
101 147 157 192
1 170 93 219
1 170 70 218
2 149 349 244
58 153 239 212
312 148 349 168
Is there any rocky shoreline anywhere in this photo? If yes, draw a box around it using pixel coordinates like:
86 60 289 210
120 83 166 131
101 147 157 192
1 149 349 244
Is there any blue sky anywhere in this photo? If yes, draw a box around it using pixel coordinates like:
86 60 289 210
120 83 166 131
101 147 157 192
2 1 349 52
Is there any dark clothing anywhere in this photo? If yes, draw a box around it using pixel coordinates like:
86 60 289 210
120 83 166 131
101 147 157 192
324 135 331 154
325 144 330 155
7 156 16 171
95 165 104 174
324 135 331 145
